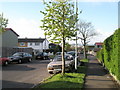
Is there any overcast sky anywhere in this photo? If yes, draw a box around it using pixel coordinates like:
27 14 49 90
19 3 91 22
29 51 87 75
0 0 119 45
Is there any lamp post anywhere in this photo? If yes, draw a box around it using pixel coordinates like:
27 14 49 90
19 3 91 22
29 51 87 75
75 0 78 70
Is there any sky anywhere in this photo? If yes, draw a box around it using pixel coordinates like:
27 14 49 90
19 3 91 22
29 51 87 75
0 0 119 45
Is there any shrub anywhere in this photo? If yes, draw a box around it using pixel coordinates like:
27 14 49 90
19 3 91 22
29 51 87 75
97 28 120 81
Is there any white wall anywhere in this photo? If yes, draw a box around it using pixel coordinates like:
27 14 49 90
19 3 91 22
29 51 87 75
43 39 49 49
27 42 43 52
27 39 49 53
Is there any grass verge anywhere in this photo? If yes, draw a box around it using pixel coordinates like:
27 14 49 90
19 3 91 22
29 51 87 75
33 59 88 89
80 59 89 63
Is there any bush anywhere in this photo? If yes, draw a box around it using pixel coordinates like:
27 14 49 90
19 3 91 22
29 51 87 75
97 28 120 81
96 48 104 63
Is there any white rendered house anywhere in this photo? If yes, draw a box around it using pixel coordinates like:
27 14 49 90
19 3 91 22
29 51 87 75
18 38 49 54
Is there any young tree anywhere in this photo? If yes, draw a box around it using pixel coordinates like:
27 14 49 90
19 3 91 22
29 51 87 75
0 13 8 33
40 0 77 75
78 21 97 59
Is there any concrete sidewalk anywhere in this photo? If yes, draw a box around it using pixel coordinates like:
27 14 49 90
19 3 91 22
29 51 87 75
84 55 119 89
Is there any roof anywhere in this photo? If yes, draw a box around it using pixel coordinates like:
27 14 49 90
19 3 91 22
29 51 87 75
18 38 46 43
95 42 103 45
5 28 19 36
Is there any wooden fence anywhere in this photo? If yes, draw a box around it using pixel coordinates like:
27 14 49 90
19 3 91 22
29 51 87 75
1 47 33 57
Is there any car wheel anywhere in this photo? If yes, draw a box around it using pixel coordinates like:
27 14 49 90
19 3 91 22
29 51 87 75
18 59 22 64
28 58 32 62
43 57 46 60
49 72 53 74
4 61 8 66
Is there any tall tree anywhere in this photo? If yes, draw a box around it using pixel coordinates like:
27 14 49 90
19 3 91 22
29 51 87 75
40 0 77 75
78 21 97 59
0 13 8 33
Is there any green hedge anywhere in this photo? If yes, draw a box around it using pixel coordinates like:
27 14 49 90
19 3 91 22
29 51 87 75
97 28 120 81
96 48 104 64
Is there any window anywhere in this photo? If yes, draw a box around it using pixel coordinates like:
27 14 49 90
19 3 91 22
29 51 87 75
29 43 32 46
20 42 25 46
35 42 39 46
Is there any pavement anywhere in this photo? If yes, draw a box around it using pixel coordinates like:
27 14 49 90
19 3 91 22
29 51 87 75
84 55 120 89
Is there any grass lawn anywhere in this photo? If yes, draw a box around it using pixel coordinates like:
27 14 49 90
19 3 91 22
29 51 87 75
33 59 88 89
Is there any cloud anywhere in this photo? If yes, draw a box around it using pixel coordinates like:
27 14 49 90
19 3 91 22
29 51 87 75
68 28 114 45
7 18 45 38
89 29 114 45
8 18 115 45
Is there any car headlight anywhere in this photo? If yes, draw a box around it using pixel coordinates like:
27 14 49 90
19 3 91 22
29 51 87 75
48 64 53 68
47 64 54 70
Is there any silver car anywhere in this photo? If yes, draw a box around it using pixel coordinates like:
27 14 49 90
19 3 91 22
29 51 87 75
47 54 74 74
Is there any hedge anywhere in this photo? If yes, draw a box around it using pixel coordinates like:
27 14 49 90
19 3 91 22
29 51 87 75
97 28 120 81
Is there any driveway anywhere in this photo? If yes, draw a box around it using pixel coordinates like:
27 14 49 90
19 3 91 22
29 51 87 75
2 60 51 88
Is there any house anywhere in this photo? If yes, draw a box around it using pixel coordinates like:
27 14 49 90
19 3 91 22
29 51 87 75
94 42 103 48
86 42 103 55
1 28 19 48
87 45 95 54
18 38 49 54
92 42 103 56
0 28 19 57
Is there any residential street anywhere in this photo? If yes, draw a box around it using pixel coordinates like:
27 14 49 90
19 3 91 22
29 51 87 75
2 60 51 88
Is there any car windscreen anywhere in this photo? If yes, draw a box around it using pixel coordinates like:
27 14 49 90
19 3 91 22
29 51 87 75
67 52 75 56
36 52 42 56
53 55 72 61
44 52 48 56
53 55 62 61
13 53 23 56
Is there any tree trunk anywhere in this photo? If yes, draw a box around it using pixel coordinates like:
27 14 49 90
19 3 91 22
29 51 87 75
83 39 87 59
83 45 87 59
62 38 65 75
61 2 65 75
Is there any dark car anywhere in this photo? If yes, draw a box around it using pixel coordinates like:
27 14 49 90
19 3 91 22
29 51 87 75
67 51 75 58
36 52 49 60
0 56 11 66
55 52 62 55
9 52 32 64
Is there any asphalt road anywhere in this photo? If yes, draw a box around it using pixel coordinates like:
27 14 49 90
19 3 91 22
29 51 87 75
2 59 51 88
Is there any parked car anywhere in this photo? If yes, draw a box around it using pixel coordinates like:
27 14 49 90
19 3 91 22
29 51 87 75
36 52 49 60
67 51 80 60
0 56 11 66
9 52 32 64
55 52 62 55
47 54 74 74
67 51 75 58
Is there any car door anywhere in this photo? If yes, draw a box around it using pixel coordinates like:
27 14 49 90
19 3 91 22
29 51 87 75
23 53 28 61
